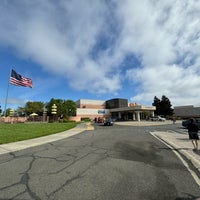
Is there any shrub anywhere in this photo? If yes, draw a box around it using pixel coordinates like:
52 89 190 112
81 117 91 122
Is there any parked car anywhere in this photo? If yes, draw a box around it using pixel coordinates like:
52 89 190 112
149 116 166 121
182 119 200 129
104 118 114 126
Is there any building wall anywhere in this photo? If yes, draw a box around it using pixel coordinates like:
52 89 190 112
75 99 156 121
0 117 26 123
106 98 128 109
76 108 111 119
174 105 200 118
76 99 105 109
68 116 81 122
79 104 105 109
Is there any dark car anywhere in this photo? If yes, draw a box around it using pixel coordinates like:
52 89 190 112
182 118 200 129
104 118 114 126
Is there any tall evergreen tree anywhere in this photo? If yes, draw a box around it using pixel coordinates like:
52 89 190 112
152 95 174 117
152 96 161 115
160 95 174 116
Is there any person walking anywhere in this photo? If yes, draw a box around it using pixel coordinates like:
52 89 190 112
172 117 176 124
187 118 199 151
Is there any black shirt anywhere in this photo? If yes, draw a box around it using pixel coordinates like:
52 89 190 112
187 123 199 132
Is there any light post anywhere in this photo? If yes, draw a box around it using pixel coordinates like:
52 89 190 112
51 104 57 122
43 107 47 122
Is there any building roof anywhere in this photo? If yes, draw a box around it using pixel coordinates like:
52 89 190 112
174 105 200 117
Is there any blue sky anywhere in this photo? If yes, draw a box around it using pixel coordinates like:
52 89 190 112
1 0 200 111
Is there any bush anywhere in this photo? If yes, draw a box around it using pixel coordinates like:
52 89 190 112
59 118 76 123
81 117 91 122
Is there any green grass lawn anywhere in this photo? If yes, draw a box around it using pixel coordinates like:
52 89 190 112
0 122 78 144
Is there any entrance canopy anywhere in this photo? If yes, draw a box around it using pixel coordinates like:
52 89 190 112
109 105 156 121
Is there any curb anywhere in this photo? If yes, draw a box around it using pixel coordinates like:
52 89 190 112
0 125 87 155
150 132 200 174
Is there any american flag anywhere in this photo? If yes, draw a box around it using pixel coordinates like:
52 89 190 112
9 69 33 88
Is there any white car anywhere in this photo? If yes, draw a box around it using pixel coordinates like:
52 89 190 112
149 116 166 121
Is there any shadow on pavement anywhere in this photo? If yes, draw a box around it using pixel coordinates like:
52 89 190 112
159 147 191 151
175 193 200 200
177 138 189 141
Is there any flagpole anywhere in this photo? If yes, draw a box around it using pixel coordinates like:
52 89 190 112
4 69 11 116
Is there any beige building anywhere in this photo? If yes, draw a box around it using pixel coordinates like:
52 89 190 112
76 98 156 121
76 99 110 119
174 105 200 118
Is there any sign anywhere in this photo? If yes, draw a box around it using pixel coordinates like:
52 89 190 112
98 110 105 114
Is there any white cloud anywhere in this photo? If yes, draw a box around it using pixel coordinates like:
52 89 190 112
119 0 200 106
127 64 200 106
0 0 200 106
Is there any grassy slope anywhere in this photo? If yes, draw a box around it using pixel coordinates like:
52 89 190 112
0 122 77 144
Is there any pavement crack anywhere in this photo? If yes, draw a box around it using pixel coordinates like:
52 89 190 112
18 154 41 200
21 173 41 200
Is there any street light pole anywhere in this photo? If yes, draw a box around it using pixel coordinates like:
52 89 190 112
43 107 47 122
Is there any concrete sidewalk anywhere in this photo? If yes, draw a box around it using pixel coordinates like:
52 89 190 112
150 131 200 175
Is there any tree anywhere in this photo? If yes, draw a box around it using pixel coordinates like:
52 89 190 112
25 101 45 116
46 98 76 118
160 95 174 116
152 95 174 117
63 100 76 117
4 108 11 117
152 96 161 115
16 107 26 117
46 98 64 117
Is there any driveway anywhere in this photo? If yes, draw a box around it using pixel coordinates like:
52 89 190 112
0 123 199 200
